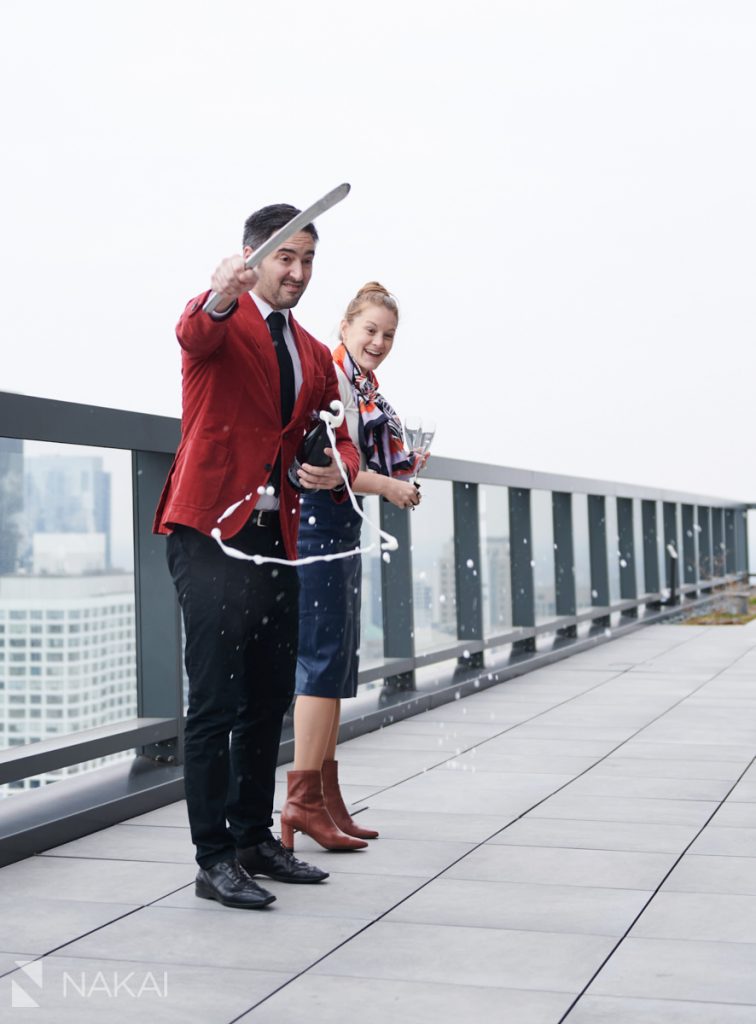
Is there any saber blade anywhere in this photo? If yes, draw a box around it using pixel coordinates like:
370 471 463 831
203 182 351 314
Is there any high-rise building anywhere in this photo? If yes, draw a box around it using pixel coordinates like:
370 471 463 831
368 554 382 630
0 449 133 795
412 577 433 624
23 455 112 570
483 535 511 632
0 438 23 575
534 582 557 621
357 553 384 664
0 573 136 794
437 543 457 634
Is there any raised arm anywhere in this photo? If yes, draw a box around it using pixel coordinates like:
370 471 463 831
176 256 259 359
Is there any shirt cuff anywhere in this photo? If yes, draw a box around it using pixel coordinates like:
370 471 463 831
207 299 238 321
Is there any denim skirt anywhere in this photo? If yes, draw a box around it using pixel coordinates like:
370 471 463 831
295 489 362 699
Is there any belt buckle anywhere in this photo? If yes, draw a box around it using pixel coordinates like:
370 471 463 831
251 508 268 527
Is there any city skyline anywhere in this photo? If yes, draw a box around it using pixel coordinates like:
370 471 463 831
0 443 135 795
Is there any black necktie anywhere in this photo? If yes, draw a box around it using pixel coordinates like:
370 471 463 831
266 311 295 495
266 311 295 425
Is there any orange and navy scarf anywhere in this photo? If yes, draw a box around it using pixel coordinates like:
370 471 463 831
333 344 418 478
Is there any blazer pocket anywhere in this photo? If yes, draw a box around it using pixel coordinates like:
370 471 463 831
173 438 231 510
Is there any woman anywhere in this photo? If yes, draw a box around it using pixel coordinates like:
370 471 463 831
281 283 421 852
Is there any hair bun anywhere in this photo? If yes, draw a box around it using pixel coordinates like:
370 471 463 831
356 281 390 299
342 280 399 329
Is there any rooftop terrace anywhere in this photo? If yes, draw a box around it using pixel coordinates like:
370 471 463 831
3 621 756 1022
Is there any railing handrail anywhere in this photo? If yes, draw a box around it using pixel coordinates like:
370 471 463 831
425 456 749 509
0 390 748 509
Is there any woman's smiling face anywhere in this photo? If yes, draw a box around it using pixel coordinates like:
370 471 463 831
341 303 397 373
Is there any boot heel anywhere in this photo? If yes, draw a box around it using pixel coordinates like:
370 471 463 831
281 821 295 850
281 769 368 851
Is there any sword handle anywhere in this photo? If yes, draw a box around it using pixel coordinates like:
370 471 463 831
203 291 222 314
203 249 261 313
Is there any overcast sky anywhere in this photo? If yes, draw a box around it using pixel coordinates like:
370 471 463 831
2 0 755 502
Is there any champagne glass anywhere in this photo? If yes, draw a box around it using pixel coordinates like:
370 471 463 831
418 418 436 462
403 416 436 504
403 415 424 457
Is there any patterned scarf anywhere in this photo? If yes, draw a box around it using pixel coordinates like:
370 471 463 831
333 344 418 478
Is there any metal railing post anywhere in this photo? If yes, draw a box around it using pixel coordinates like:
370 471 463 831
509 487 535 653
663 501 680 604
744 509 751 577
698 505 712 580
132 450 184 764
736 508 749 576
642 499 660 603
711 507 725 578
682 504 698 592
588 495 610 627
552 492 577 638
453 482 484 667
379 502 416 690
617 497 638 616
725 509 736 574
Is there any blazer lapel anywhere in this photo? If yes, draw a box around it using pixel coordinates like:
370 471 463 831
289 316 316 422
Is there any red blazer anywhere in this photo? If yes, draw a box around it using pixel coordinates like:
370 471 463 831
153 291 360 560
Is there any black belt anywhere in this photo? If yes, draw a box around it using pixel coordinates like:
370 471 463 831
248 508 278 528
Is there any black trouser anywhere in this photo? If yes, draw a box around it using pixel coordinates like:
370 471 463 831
166 518 299 868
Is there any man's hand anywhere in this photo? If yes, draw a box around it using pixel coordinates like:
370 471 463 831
297 448 345 491
209 256 259 313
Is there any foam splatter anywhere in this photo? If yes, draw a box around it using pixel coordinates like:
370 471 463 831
211 400 399 567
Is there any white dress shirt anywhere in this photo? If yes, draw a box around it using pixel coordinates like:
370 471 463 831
248 293 303 398
250 294 303 510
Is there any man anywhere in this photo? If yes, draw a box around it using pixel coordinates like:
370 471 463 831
154 204 360 909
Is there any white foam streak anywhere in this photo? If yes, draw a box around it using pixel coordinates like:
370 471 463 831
212 400 398 566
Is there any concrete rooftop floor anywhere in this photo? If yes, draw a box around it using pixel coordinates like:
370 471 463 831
3 622 756 1022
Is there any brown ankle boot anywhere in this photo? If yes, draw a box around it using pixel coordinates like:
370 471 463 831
280 770 368 852
322 759 379 840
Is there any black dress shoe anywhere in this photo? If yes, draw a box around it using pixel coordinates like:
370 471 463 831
195 858 276 909
237 837 329 883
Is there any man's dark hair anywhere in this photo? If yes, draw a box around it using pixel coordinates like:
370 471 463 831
242 204 319 250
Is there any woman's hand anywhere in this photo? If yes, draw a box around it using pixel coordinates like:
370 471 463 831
382 478 421 510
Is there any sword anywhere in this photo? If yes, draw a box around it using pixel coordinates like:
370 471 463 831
202 182 351 314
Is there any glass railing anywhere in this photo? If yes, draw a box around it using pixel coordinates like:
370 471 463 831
0 391 749 864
